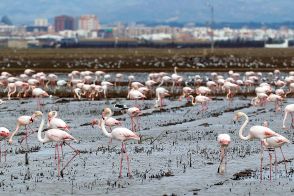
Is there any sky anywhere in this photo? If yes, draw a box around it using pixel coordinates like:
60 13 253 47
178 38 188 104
0 0 293 25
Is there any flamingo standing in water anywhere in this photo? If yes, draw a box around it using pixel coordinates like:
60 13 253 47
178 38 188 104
217 134 231 174
127 107 141 132
0 127 10 162
98 114 140 178
47 111 70 131
37 117 79 177
234 111 280 181
262 121 290 180
9 111 43 145
267 94 283 112
189 95 211 112
32 87 49 110
92 108 122 144
155 87 169 110
282 104 294 129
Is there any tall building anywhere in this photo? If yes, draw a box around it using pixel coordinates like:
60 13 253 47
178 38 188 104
78 15 99 31
54 15 74 32
34 18 48 26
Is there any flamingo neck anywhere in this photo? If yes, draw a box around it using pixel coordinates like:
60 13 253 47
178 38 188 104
189 95 196 105
8 123 20 143
100 118 112 138
158 80 164 87
283 111 288 128
238 113 251 140
38 118 48 143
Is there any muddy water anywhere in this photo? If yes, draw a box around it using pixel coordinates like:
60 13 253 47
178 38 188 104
0 97 293 195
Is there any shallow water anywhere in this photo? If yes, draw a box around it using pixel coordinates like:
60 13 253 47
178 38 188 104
0 96 293 195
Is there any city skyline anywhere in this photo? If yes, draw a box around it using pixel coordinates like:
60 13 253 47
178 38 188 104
0 0 293 25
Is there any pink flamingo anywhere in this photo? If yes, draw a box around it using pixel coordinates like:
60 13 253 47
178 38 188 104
189 95 211 112
179 87 194 102
7 82 16 100
127 87 146 107
222 81 240 106
0 127 10 162
48 111 70 131
196 86 211 96
282 104 294 129
234 111 280 181
267 94 283 112
127 107 141 132
155 87 169 110
99 115 140 178
262 121 290 180
92 108 122 144
32 87 49 110
171 67 183 93
9 111 43 145
38 118 79 177
217 134 231 174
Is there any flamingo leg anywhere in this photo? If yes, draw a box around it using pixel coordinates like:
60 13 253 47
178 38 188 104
225 147 228 172
57 143 60 177
60 142 80 177
60 143 64 159
19 125 35 145
108 127 113 145
130 116 134 131
119 142 124 178
4 141 6 162
123 143 132 178
260 141 264 182
218 146 225 174
137 115 141 131
268 151 272 181
291 113 294 129
274 149 277 176
20 126 29 146
54 143 58 166
280 147 288 174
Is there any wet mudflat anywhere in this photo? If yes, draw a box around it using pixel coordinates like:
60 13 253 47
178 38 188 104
0 96 294 195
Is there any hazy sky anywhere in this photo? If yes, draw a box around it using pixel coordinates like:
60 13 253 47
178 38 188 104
0 0 293 24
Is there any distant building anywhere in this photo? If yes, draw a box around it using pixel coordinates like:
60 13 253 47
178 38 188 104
54 15 74 32
34 18 48 26
26 26 48 33
78 15 99 31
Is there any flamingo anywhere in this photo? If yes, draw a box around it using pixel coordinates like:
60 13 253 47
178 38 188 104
155 87 169 110
7 82 16 100
171 67 183 93
92 108 122 144
267 94 283 112
179 86 194 102
74 88 81 100
32 87 49 110
37 118 79 177
262 121 290 180
282 104 294 129
189 95 211 112
99 115 140 178
9 111 43 145
48 111 70 131
127 107 141 132
234 111 280 181
217 134 231 174
0 127 10 162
